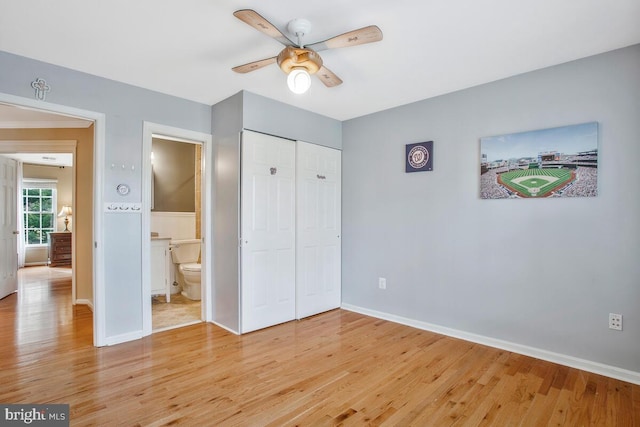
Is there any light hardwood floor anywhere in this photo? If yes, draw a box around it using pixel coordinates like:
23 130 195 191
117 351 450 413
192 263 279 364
1 267 639 426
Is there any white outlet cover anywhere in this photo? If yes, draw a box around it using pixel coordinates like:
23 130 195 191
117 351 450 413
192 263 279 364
609 313 623 331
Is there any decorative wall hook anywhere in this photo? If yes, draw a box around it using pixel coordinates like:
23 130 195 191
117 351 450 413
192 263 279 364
270 167 277 175
31 78 51 101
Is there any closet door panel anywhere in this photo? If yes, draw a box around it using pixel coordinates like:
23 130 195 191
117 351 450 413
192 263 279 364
296 141 342 319
241 131 296 333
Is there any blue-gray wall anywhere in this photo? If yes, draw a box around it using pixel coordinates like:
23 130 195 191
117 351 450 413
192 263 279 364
243 91 342 150
212 91 342 333
2 44 638 377
342 44 640 373
0 51 211 340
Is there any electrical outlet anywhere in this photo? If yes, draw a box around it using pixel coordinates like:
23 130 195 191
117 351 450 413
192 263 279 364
378 277 387 290
609 313 622 331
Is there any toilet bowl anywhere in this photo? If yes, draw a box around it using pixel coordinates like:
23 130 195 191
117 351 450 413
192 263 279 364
170 239 202 301
179 262 201 300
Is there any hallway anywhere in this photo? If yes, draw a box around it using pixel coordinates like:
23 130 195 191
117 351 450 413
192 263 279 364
4 266 92 346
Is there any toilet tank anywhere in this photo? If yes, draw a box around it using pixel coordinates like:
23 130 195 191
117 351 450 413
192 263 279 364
170 239 201 263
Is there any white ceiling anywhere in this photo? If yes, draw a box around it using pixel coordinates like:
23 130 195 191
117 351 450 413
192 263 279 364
0 103 87 166
0 0 639 121
0 104 93 129
3 152 73 167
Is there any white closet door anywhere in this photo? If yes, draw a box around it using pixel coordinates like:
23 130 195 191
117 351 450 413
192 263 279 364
0 156 18 300
296 142 341 319
241 131 296 333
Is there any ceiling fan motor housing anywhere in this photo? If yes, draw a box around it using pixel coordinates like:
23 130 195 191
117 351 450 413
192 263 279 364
287 18 312 39
277 46 323 75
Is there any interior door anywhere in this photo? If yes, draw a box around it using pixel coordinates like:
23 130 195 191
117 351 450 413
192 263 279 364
0 155 18 300
296 141 341 319
240 131 296 333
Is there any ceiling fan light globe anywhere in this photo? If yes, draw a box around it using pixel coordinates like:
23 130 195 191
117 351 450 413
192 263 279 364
287 68 311 94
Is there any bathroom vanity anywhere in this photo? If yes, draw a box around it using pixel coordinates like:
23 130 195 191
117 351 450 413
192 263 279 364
150 237 171 302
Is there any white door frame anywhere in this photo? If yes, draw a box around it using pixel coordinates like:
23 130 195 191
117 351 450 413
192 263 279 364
0 92 107 347
142 122 213 336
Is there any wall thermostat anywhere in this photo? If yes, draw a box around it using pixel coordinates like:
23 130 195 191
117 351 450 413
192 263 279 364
116 183 130 196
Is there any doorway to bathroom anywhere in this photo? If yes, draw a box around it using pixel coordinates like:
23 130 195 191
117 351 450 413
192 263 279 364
141 122 212 335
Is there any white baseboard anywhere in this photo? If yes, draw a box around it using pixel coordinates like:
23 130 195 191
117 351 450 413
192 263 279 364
104 330 144 346
211 320 240 335
75 299 94 311
341 303 640 386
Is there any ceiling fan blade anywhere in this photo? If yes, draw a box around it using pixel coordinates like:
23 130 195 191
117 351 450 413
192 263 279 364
233 9 295 46
232 57 277 74
305 25 383 52
316 66 343 88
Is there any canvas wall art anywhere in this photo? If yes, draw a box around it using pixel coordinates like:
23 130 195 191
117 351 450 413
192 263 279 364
406 141 433 173
480 122 598 199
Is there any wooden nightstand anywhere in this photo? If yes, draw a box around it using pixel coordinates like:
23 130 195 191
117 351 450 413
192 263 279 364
49 232 72 267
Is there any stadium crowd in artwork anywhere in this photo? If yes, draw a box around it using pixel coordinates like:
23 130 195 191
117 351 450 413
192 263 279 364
480 149 598 199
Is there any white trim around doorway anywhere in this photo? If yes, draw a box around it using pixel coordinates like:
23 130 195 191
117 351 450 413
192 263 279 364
0 92 107 347
142 122 213 337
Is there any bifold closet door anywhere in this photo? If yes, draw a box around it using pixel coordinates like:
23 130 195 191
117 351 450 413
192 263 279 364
296 141 341 319
240 131 296 333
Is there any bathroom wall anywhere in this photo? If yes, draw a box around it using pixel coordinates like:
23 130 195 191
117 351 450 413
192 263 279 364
150 212 195 241
150 137 198 241
151 137 195 212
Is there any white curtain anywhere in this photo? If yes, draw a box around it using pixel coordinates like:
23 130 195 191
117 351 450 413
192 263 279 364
16 161 25 268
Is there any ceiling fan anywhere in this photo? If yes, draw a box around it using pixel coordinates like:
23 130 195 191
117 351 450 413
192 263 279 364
232 9 383 94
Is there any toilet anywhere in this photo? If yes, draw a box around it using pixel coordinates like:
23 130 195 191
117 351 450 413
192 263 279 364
170 239 201 300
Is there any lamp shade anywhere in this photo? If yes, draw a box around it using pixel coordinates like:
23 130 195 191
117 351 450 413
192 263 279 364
287 68 311 94
58 205 72 217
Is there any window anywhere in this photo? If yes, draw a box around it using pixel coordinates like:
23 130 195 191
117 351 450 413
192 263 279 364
22 179 57 245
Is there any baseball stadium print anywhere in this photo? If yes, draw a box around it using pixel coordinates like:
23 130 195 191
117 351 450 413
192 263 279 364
406 141 433 173
480 122 598 199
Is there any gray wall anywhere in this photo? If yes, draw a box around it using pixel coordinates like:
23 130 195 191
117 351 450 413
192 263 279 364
342 44 640 373
212 91 342 333
212 92 243 333
243 91 342 150
0 51 211 340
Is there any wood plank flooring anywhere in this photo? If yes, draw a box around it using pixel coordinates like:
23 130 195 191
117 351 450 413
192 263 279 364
1 267 639 426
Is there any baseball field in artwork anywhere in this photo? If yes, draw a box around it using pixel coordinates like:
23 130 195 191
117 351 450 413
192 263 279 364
480 122 598 199
498 168 574 198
